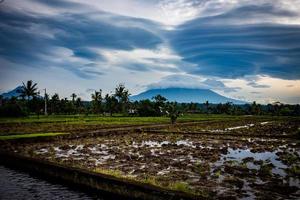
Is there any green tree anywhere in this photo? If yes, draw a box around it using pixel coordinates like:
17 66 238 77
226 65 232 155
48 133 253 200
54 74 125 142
91 90 103 114
28 96 43 117
0 98 26 117
205 100 209 114
0 95 3 106
272 102 282 116
167 103 180 124
20 80 38 100
75 97 82 107
292 104 300 116
137 99 156 116
250 101 261 115
114 84 130 114
153 94 167 116
279 106 292 116
75 97 85 114
224 102 233 114
105 94 118 116
71 93 77 104
50 93 60 114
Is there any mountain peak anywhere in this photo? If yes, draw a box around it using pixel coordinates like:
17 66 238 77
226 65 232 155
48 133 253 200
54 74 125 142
130 87 246 104
1 86 23 99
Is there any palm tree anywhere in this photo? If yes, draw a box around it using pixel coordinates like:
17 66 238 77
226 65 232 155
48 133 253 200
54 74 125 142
114 84 130 113
105 94 118 116
50 93 60 114
75 97 82 107
91 90 102 114
71 93 77 103
20 80 38 100
91 90 102 102
205 100 209 114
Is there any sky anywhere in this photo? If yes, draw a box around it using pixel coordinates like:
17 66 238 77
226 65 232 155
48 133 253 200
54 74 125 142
0 0 300 104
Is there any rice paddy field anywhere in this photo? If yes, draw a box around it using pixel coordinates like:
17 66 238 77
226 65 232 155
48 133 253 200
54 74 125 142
1 115 299 199
0 114 241 135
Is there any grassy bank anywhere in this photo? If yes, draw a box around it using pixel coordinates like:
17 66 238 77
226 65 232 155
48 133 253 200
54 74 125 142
0 113 286 124
0 132 68 140
0 114 240 124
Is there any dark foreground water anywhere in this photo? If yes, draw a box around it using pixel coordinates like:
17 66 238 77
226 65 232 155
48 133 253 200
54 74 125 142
0 165 107 200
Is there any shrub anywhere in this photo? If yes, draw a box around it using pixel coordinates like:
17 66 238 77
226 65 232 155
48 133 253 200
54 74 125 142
0 103 27 117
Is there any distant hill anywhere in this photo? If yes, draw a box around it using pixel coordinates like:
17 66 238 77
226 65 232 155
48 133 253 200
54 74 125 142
130 88 246 104
1 86 23 99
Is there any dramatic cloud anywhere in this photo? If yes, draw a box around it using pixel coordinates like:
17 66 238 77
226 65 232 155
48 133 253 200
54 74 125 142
244 76 271 88
0 0 299 103
147 74 241 93
0 6 163 78
168 4 300 80
247 82 271 89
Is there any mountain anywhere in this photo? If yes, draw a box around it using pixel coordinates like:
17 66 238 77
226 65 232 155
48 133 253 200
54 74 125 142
1 86 23 99
130 88 246 104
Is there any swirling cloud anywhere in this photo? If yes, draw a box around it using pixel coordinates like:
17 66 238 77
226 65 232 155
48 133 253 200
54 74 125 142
0 7 163 78
168 4 300 80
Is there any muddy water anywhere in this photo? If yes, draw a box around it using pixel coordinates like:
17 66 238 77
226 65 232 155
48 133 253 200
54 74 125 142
215 148 288 175
0 165 106 200
3 119 300 199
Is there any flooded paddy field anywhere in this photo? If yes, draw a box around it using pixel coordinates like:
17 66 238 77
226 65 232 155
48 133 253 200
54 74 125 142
1 118 300 199
153 118 300 138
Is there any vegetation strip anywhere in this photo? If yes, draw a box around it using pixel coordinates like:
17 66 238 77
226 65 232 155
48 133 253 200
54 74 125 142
0 132 68 140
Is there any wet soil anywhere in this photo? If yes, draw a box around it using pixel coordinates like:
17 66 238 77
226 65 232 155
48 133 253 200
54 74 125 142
1 119 300 199
156 119 300 138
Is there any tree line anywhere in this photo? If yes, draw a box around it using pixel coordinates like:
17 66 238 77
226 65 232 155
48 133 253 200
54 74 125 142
0 80 299 119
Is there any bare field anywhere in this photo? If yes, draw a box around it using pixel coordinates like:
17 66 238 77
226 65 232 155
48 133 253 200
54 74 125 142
2 117 299 199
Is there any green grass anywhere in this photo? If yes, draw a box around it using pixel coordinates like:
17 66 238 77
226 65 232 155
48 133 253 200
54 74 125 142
0 113 273 124
0 115 170 124
169 181 192 193
92 169 201 196
94 168 124 178
93 169 193 195
0 132 68 140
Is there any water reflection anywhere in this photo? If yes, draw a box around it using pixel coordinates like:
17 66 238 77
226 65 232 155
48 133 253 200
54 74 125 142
0 165 105 200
